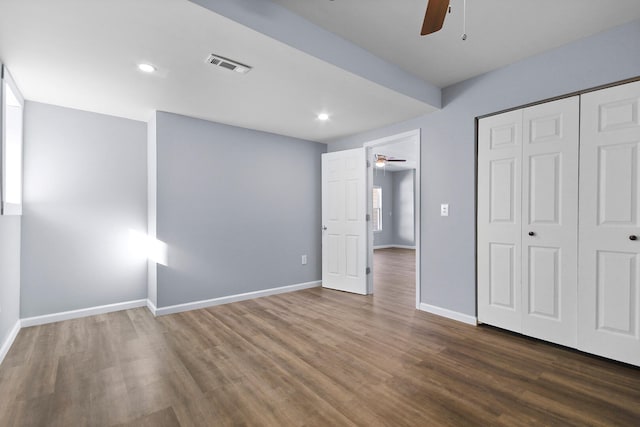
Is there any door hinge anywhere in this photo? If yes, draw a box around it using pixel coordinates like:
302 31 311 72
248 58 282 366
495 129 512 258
366 214 371 221
367 160 371 168
366 267 371 275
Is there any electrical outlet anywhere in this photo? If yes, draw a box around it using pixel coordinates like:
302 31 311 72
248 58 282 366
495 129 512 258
301 254 307 265
441 203 449 216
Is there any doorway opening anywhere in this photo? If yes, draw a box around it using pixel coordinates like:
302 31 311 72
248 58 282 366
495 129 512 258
364 130 420 309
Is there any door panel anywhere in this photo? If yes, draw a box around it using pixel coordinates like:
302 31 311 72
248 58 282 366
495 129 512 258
521 96 579 347
529 114 562 143
327 234 340 274
345 235 359 277
599 97 639 132
478 109 523 331
596 250 637 335
489 243 516 309
528 246 560 319
489 158 516 223
321 148 367 295
597 142 639 225
579 80 640 366
529 153 560 225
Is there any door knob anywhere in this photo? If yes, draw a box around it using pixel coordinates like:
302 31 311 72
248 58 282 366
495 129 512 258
528 231 535 236
630 235 638 241
322 226 327 231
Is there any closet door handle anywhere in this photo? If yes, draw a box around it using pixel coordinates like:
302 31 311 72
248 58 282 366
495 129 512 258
528 231 536 236
630 235 638 241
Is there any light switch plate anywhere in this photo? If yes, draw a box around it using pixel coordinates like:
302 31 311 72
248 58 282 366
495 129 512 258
301 254 307 265
441 204 449 216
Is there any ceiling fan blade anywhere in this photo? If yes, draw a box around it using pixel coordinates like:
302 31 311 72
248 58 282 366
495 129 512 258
421 0 450 36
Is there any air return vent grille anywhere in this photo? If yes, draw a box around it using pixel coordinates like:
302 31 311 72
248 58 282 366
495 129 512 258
205 54 252 74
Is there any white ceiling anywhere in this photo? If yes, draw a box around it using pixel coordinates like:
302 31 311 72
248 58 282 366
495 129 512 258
271 0 640 88
0 0 433 143
1 0 639 144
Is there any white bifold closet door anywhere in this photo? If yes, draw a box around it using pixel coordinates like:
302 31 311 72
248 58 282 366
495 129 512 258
478 109 523 331
521 97 579 346
478 96 579 347
578 80 640 366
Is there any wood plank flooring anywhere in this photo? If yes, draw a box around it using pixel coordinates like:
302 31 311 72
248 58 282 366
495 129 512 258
1 248 639 426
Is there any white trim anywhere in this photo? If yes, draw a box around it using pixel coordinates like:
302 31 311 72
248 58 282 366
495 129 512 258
154 280 322 316
415 130 421 309
363 129 421 148
373 245 416 250
363 129 421 308
419 303 478 326
146 299 158 316
1 66 25 216
0 320 21 365
20 299 148 327
147 114 158 306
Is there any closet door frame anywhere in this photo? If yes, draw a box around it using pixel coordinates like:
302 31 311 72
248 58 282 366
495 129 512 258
476 76 640 364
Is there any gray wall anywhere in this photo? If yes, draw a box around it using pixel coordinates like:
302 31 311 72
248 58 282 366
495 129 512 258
373 170 415 247
329 19 640 316
392 170 415 247
21 102 147 317
0 216 20 351
155 111 326 307
373 171 393 247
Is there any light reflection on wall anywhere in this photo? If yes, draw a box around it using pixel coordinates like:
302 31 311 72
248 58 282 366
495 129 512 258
129 229 168 266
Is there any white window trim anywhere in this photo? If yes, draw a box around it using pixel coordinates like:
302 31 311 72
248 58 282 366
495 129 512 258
1 65 24 216
372 185 382 232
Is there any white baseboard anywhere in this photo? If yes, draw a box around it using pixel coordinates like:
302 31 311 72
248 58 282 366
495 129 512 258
20 299 148 328
0 320 21 365
155 280 322 316
419 303 477 326
146 299 158 317
374 245 416 250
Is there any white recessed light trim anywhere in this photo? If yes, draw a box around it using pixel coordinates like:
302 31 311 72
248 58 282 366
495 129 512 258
317 113 330 121
138 63 156 73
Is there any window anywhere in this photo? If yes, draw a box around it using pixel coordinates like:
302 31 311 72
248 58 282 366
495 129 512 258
1 65 24 215
372 186 382 231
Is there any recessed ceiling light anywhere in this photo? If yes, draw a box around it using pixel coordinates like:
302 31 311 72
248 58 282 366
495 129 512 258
317 113 330 121
138 63 156 73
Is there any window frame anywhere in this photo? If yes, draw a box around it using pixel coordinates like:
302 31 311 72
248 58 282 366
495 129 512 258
1 65 24 216
372 185 382 232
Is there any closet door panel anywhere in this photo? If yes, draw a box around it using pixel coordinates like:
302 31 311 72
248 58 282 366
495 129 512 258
478 110 523 331
521 97 579 347
579 80 640 366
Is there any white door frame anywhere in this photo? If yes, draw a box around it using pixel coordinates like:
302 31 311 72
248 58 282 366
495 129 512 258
363 129 421 309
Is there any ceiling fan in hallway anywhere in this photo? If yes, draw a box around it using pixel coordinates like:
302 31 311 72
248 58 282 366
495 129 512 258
375 154 407 168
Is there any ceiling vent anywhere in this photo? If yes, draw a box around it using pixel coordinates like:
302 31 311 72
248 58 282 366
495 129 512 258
205 54 252 74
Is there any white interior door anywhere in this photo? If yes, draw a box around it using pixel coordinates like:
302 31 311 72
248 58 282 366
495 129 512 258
521 96 579 347
578 80 640 366
478 109 523 331
321 148 368 295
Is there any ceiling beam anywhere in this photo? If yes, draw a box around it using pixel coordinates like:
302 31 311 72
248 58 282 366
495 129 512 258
188 0 442 110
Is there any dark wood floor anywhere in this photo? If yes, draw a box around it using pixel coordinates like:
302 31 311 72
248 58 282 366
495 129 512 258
1 248 639 426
